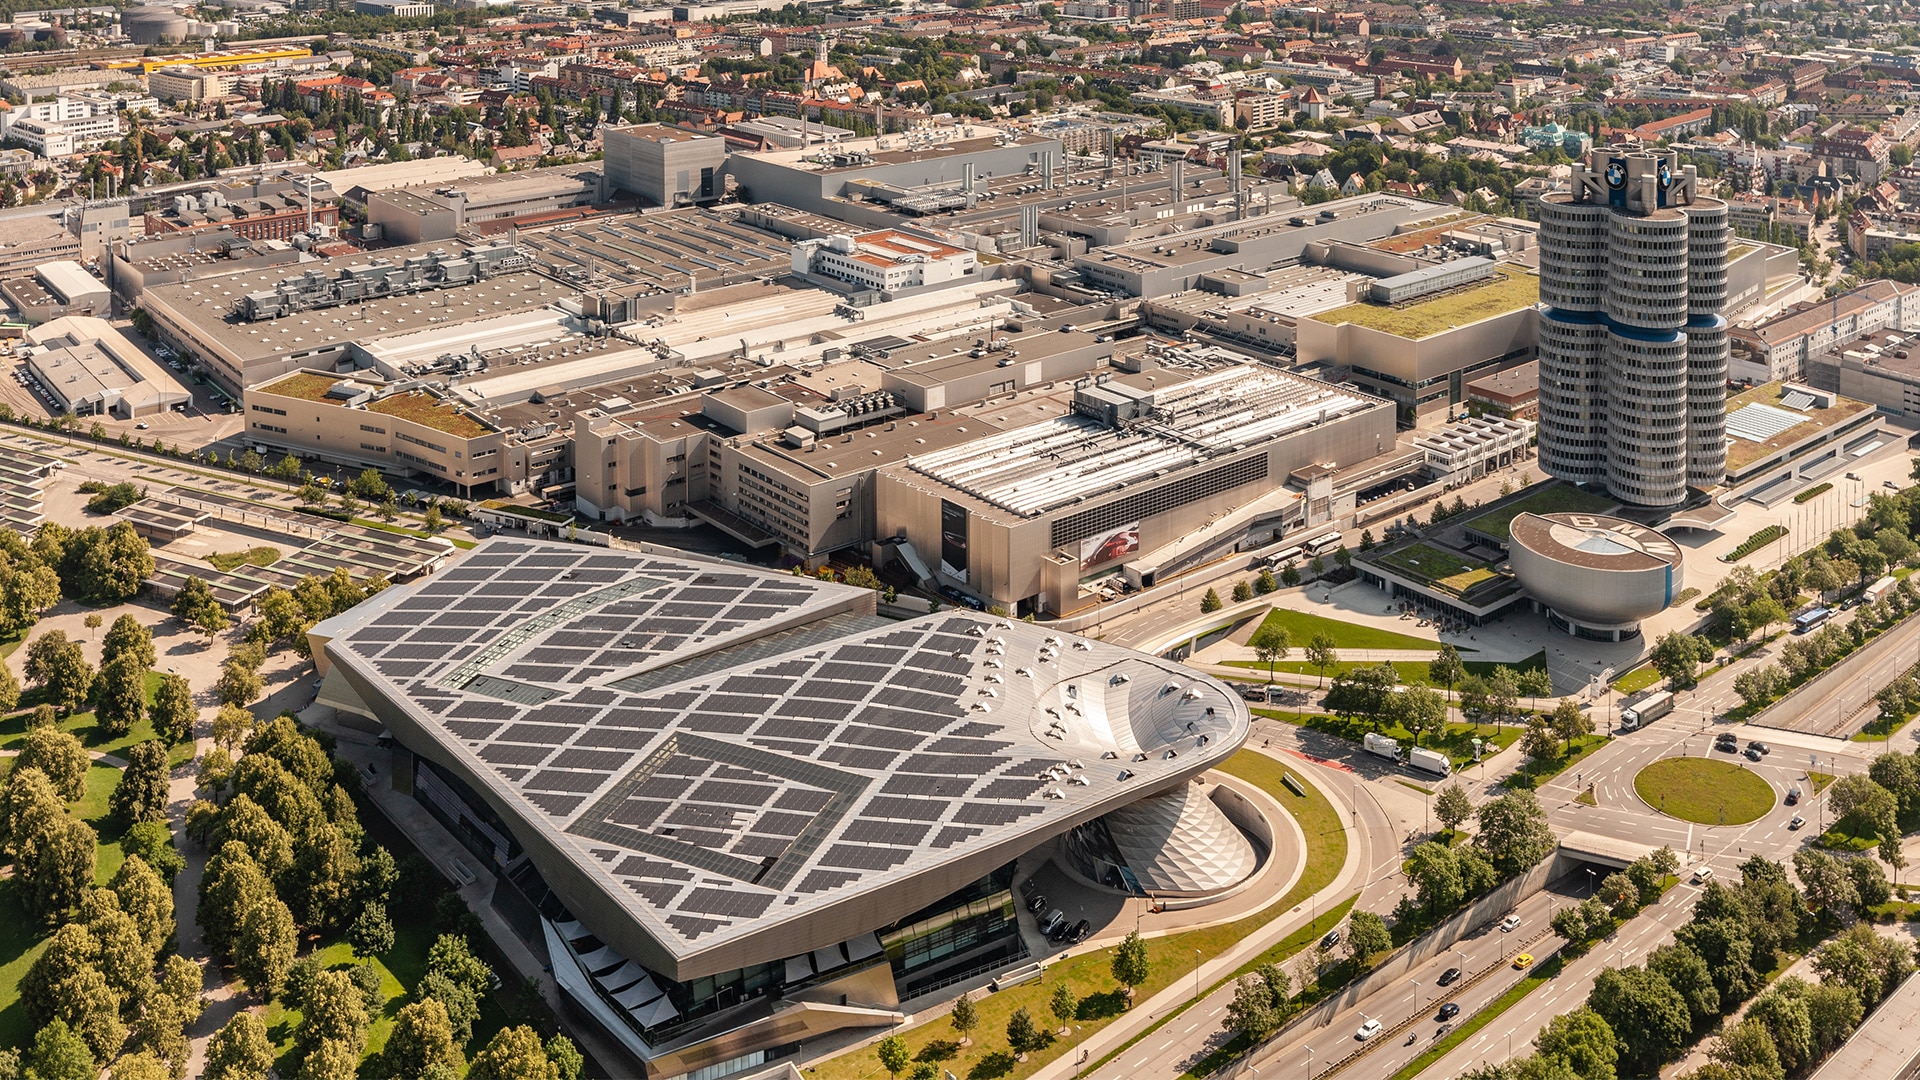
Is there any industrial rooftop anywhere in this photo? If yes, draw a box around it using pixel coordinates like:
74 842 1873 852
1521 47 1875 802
907 363 1378 516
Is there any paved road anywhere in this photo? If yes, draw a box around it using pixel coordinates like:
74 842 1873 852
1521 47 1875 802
1092 744 1410 1080
1749 608 1920 737
1241 889 1570 1080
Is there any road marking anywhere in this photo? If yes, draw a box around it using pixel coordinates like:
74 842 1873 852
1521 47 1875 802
1184 1022 1200 1033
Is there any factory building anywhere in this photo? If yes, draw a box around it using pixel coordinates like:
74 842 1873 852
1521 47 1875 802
791 230 978 294
728 131 1066 228
23 316 191 418
603 123 728 209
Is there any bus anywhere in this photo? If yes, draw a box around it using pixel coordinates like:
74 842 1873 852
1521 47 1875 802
1793 607 1831 634
1265 546 1303 570
1303 532 1342 558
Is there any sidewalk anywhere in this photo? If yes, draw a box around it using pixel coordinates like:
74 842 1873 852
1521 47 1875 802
1027 752 1368 1080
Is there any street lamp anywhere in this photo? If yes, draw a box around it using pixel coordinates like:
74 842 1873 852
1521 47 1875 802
1073 1026 1084 1077
1194 948 1202 1001
1306 1046 1316 1080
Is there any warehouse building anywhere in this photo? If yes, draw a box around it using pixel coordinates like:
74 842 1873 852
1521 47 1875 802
24 316 191 418
603 123 728 209
312 541 1255 1077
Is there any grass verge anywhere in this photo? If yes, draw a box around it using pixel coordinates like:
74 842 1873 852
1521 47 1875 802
1386 954 1563 1080
1505 734 1607 792
1611 665 1663 695
1254 709 1521 769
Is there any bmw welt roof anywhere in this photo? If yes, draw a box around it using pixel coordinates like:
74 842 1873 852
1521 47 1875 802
313 540 1249 979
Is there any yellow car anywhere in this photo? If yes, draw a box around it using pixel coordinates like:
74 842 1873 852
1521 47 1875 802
1513 953 1535 970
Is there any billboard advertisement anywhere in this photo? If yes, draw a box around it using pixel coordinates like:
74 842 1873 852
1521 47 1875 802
940 499 969 583
1079 522 1141 571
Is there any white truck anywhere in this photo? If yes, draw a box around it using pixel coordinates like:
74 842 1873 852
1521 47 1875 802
1621 690 1673 730
1363 732 1401 761
1407 746 1452 777
1865 575 1897 605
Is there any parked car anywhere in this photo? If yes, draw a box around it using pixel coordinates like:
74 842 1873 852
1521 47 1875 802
1437 967 1462 987
1039 910 1066 936
1067 919 1091 945
1499 915 1521 933
1026 893 1049 915
1436 1003 1460 1022
1355 1019 1382 1041
1048 918 1075 944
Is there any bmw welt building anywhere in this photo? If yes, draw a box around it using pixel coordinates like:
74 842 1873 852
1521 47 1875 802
310 540 1253 1079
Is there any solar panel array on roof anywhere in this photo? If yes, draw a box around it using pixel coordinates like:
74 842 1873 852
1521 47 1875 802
319 539 1248 978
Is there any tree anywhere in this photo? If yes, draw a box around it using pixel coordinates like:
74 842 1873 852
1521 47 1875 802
1429 644 1465 701
233 894 297 997
1794 850 1860 923
23 631 92 713
215 661 264 708
1225 969 1287 1041
24 1020 94 1080
1200 587 1222 613
1050 982 1077 1034
1408 842 1465 914
387 998 464 1079
65 522 152 604
469 1026 559 1080
951 991 978 1044
1476 790 1555 875
1747 982 1815 1074
296 1038 360 1080
101 614 154 671
1588 966 1692 1075
297 969 369 1061
1829 774 1898 841
546 1035 583 1080
1521 716 1558 763
350 901 395 956
1650 631 1715 689
1435 784 1473 831
110 740 169 827
1394 685 1447 746
1346 910 1391 965
1549 698 1591 752
1255 568 1278 594
149 673 193 744
17 726 88 801
1112 929 1149 1003
1280 563 1301 587
1709 1018 1784 1080
1533 1007 1617 1080
92 652 146 738
113 855 173 953
111 1051 171 1080
1517 668 1553 697
210 703 255 752
1006 1007 1039 1060
1250 622 1290 683
1304 632 1338 687
1597 871 1640 916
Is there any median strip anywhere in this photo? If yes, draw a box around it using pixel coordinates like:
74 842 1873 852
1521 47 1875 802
1386 953 1563 1080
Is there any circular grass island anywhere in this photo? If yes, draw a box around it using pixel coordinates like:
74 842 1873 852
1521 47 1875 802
1633 757 1775 826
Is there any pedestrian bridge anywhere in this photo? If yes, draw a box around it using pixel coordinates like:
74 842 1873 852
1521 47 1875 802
1557 829 1660 871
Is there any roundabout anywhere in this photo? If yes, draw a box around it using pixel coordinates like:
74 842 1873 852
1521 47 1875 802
1633 757 1774 825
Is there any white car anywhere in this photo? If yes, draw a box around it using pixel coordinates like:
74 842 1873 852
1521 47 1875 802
1500 914 1521 933
1355 1019 1382 1041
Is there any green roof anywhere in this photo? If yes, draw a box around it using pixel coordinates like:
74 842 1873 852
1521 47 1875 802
1308 267 1539 340
1462 483 1619 541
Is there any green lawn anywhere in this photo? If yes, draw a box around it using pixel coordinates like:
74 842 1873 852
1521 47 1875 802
1611 665 1663 694
260 919 514 1072
1251 608 1439 652
1634 758 1775 825
809 751 1347 1080
5 671 196 766
1256 709 1521 768
1308 267 1538 339
1461 485 1618 542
